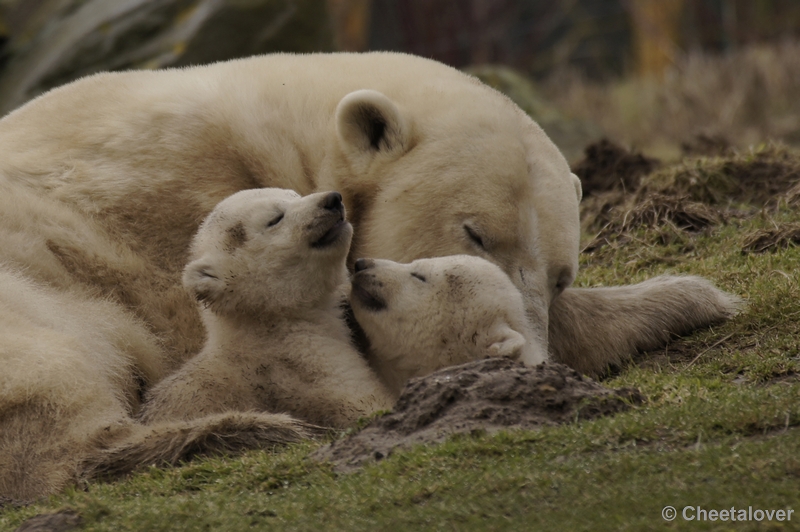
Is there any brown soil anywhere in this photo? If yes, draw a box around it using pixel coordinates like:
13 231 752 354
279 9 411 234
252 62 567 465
741 222 800 253
313 358 643 472
572 139 659 196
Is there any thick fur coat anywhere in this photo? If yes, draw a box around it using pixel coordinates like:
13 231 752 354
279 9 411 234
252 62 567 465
0 52 738 500
351 255 546 397
141 188 393 428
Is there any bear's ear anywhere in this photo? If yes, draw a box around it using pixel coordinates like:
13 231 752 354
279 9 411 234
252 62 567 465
183 258 225 305
486 321 527 359
335 90 411 162
570 173 583 202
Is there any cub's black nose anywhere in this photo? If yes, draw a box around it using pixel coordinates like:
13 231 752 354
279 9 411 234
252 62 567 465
354 258 375 273
322 191 343 212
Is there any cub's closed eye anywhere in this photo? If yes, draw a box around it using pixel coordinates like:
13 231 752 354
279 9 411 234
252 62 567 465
464 224 485 250
267 213 284 227
411 272 427 282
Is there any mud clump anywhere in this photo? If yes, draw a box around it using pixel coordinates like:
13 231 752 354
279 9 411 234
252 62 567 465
742 222 800 254
313 358 643 472
572 139 659 196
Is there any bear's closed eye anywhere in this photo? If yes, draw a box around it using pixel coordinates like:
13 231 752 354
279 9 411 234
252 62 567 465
464 224 485 250
200 269 218 279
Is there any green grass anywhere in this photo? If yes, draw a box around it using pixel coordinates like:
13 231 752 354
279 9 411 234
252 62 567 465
4 166 800 530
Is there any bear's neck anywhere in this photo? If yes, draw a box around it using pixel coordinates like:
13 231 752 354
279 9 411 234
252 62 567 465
365 349 412 399
201 306 350 359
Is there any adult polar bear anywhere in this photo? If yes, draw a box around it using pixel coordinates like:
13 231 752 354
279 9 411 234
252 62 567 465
0 52 735 499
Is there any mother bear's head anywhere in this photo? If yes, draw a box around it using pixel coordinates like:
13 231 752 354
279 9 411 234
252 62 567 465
319 80 582 361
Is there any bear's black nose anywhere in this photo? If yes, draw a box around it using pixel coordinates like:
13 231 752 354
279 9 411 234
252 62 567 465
322 191 343 212
354 258 375 273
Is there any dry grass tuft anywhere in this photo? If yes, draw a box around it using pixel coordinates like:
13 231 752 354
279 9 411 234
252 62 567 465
741 222 800 254
584 194 723 252
614 194 723 233
577 143 800 251
545 41 800 158
782 181 800 206
638 143 800 206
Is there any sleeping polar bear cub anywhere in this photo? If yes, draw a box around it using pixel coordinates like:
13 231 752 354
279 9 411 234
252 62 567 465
140 188 393 428
350 255 546 397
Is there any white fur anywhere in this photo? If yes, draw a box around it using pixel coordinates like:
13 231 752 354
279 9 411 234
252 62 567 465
140 189 394 428
0 52 579 361
351 255 545 397
0 52 736 498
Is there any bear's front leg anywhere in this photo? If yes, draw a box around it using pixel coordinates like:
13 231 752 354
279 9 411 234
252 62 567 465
547 275 741 376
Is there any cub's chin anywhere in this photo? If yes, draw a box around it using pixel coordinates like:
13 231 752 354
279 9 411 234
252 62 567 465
350 280 387 312
311 218 352 249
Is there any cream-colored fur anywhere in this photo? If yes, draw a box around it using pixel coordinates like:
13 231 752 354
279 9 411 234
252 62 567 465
0 52 578 361
548 276 742 376
0 52 737 498
140 188 393 428
350 255 545 397
0 183 317 502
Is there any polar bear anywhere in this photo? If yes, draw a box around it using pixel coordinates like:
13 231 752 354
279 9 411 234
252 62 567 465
350 256 740 397
0 179 318 501
0 52 738 498
350 255 545 397
140 188 394 428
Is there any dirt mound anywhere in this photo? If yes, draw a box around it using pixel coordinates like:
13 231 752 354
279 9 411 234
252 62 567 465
572 139 659 196
742 223 800 253
638 144 800 206
313 358 643 472
579 144 800 250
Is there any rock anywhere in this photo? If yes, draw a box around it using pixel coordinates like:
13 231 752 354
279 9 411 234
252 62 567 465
465 64 604 164
313 358 643 472
0 0 334 114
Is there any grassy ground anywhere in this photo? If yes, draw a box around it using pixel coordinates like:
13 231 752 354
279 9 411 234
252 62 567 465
3 148 800 530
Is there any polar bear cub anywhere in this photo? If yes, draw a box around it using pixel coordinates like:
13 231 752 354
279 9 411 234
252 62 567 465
140 188 393 428
350 255 546 397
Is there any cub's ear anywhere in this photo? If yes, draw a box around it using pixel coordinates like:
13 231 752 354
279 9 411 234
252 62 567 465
335 90 411 164
486 321 527 360
183 258 225 305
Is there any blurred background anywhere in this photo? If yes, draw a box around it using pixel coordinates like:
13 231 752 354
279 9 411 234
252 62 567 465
0 0 798 162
